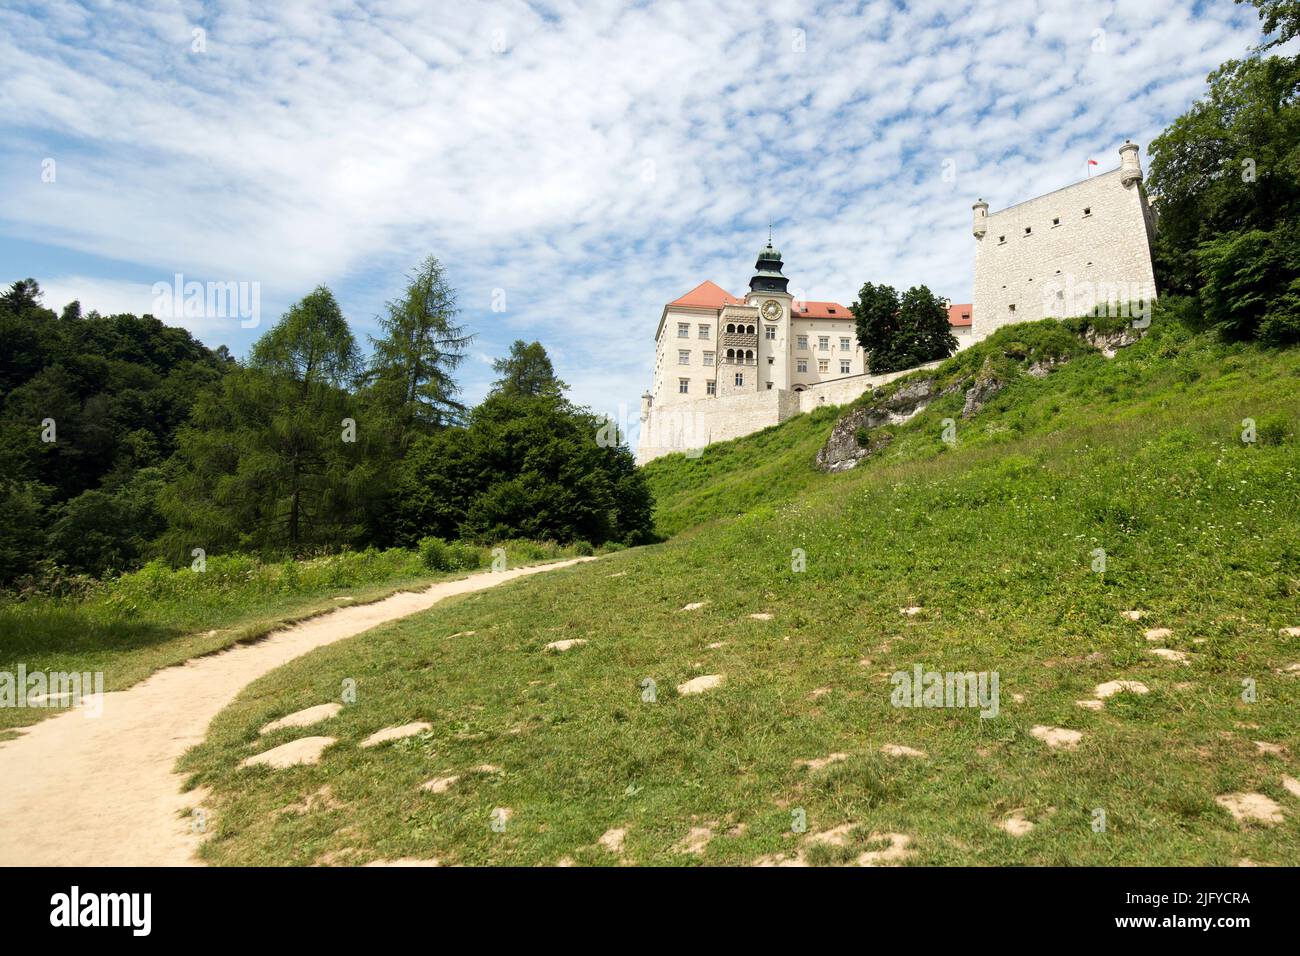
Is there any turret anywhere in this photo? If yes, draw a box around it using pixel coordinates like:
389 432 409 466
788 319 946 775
1119 140 1142 188
749 231 790 295
972 198 989 238
640 390 653 422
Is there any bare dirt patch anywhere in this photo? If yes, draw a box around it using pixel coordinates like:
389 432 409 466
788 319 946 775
360 721 432 748
881 744 927 758
598 827 627 853
421 774 460 794
1215 792 1284 825
1093 680 1149 699
676 826 713 855
241 736 335 769
999 810 1035 837
259 702 342 735
544 639 587 652
797 752 849 771
677 674 724 695
1030 726 1083 750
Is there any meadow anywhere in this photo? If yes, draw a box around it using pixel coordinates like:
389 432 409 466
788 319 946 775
176 317 1300 865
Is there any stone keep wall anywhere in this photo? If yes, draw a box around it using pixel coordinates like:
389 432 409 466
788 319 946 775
637 388 795 463
972 166 1156 339
636 364 941 463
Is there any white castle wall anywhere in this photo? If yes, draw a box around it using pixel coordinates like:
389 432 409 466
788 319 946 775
637 362 941 464
972 151 1156 339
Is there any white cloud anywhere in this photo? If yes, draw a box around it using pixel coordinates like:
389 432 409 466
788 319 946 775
0 0 1264 418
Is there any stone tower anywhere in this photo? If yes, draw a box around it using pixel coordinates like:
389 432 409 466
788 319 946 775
971 142 1157 339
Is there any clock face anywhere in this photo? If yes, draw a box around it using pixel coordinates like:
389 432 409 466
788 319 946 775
761 299 782 320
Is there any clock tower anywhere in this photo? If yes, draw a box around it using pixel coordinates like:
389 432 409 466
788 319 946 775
745 234 794 392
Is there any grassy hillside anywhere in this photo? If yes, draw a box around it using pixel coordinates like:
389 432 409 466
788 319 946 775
182 316 1300 866
641 403 842 538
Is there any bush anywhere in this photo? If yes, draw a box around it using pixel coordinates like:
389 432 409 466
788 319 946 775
397 393 654 547
418 536 452 571
1256 414 1292 447
445 541 482 570
575 540 594 556
1197 226 1300 344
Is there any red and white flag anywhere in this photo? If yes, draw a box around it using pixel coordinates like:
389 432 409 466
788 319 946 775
1087 158 1098 176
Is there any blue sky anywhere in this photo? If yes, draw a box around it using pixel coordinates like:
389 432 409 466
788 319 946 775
0 0 1267 426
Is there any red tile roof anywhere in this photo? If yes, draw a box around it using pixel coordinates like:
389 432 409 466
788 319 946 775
793 300 850 319
948 303 973 327
668 280 743 309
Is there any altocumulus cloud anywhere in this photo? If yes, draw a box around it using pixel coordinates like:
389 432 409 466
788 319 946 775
0 0 1263 419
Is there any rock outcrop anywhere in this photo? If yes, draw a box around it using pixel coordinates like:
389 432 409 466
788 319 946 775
815 378 938 471
815 406 896 472
1083 325 1142 358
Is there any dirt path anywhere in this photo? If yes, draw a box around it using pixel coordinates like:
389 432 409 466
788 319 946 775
0 558 594 866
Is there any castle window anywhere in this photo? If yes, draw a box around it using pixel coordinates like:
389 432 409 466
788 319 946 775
678 323 689 338
818 336 829 351
745 349 754 361
747 325 756 334
766 382 773 390
765 326 776 339
767 356 774 364
1052 217 1060 226
726 348 735 360
678 378 689 394
840 360 851 374
726 323 735 333
1024 226 1031 235
797 359 807 373
1008 304 1016 313
678 350 690 364
1083 207 1091 216
734 372 744 387
699 324 710 339
703 351 714 366
998 236 1006 244
706 380 716 395
818 359 829 373
797 335 808 350
827 308 836 314
840 337 850 351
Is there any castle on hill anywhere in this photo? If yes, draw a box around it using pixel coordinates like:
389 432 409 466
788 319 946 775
636 142 1157 464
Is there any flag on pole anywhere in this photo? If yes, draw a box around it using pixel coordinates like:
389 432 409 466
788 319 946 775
1087 158 1098 177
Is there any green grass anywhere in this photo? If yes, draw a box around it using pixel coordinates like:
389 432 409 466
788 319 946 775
641 404 843 537
181 318 1300 866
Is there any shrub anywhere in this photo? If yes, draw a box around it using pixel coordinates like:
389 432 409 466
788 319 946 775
418 536 451 571
1257 414 1291 446
445 541 482 570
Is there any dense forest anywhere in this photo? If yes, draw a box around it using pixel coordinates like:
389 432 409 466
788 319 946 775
0 258 653 585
